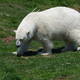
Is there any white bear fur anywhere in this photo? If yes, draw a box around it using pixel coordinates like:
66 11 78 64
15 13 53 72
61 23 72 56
15 7 80 55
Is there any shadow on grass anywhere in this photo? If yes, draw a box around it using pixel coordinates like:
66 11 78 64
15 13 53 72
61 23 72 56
20 47 65 57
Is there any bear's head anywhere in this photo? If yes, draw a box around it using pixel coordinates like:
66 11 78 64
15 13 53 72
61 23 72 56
14 28 32 56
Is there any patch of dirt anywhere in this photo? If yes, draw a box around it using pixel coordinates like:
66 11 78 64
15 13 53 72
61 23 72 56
2 36 15 43
53 75 74 80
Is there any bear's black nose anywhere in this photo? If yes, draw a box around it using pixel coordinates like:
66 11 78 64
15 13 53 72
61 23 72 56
16 45 20 48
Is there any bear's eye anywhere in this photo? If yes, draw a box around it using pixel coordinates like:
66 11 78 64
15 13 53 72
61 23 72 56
19 39 23 42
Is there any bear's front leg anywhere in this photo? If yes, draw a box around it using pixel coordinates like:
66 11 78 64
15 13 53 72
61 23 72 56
39 38 53 55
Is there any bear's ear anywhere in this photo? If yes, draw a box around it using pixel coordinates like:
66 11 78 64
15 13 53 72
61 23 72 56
27 32 31 39
13 30 17 33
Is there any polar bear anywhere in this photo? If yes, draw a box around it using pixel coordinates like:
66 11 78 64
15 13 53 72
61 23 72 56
15 7 80 56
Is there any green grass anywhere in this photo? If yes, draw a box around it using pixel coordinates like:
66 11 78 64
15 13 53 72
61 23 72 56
0 0 80 80
0 52 80 80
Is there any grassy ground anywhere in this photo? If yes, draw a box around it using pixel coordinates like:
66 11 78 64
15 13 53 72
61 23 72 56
0 0 80 80
1 51 80 80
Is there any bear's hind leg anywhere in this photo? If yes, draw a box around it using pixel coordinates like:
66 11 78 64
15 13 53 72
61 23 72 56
62 41 76 52
67 29 80 51
76 40 80 51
